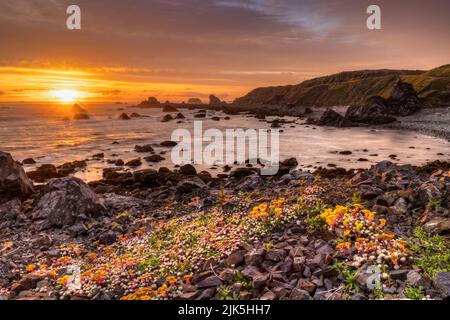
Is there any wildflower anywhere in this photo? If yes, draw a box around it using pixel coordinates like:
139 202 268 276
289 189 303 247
86 252 98 262
2 241 13 248
166 276 177 286
57 275 72 286
25 264 36 272
184 275 193 285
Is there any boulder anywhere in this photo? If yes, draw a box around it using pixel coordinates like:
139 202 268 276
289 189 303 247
160 141 178 147
144 155 165 163
134 144 154 153
71 103 87 114
118 113 131 120
346 96 396 125
73 113 90 120
161 114 174 122
125 158 142 167
175 178 206 195
133 169 160 186
317 109 353 127
0 151 34 203
31 177 106 227
175 113 186 119
387 80 424 116
180 164 197 175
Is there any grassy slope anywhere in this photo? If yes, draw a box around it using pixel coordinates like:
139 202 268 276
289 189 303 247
234 65 450 108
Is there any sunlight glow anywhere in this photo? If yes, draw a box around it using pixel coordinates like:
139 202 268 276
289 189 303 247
50 89 81 103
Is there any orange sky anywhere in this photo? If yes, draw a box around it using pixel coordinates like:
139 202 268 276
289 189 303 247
0 0 449 103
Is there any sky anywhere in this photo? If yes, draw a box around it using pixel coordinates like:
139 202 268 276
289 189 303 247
0 0 449 103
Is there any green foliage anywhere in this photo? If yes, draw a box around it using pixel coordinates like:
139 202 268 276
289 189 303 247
306 215 326 230
233 271 252 291
404 285 425 300
217 285 240 300
138 255 160 271
351 192 362 205
409 227 450 279
332 262 360 293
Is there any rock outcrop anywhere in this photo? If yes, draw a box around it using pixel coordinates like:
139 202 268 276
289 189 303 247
31 177 106 227
0 151 33 203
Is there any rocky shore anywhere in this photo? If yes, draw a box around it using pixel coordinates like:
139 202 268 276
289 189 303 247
1 150 449 301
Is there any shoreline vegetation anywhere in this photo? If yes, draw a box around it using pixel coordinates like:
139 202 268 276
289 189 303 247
1 65 449 301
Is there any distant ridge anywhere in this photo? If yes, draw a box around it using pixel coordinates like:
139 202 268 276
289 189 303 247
233 65 450 108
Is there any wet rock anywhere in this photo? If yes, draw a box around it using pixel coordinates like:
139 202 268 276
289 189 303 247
281 158 298 167
135 145 154 153
133 169 159 186
0 151 33 203
27 164 60 183
209 95 222 107
144 155 165 163
130 112 142 118
22 158 36 165
180 164 197 175
161 114 174 122
175 113 185 119
125 158 142 167
118 113 131 120
31 177 106 227
160 141 178 147
433 272 450 299
339 151 352 155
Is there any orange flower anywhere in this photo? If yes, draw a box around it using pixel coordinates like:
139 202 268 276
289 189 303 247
166 276 177 286
2 241 13 248
184 275 193 285
25 264 36 272
86 252 98 262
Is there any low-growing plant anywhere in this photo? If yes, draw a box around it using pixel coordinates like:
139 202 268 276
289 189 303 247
404 285 425 300
217 285 240 300
408 227 450 279
331 262 360 293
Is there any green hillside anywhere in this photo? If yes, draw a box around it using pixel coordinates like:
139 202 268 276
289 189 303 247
234 65 450 108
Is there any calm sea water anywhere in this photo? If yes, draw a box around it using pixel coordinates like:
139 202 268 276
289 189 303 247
0 103 449 182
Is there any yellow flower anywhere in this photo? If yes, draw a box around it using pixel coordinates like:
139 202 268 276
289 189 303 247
166 276 177 286
343 230 351 236
25 264 36 272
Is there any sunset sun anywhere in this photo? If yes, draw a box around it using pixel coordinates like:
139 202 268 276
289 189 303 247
50 89 80 103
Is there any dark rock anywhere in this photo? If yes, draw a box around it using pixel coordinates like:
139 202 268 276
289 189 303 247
406 270 426 287
433 272 450 299
265 249 287 262
281 158 298 167
175 113 185 119
317 109 353 127
196 276 222 288
387 80 424 116
245 249 264 266
125 158 142 167
175 178 206 195
144 155 165 163
160 141 178 147
135 145 154 153
359 185 383 199
22 158 36 165
31 177 106 227
133 169 159 186
346 96 396 125
27 164 60 183
180 164 197 175
209 95 222 107
423 217 450 235
118 113 131 120
11 274 42 294
99 231 118 245
0 151 34 202
161 114 174 122
130 112 141 118
226 250 247 266
229 168 257 180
